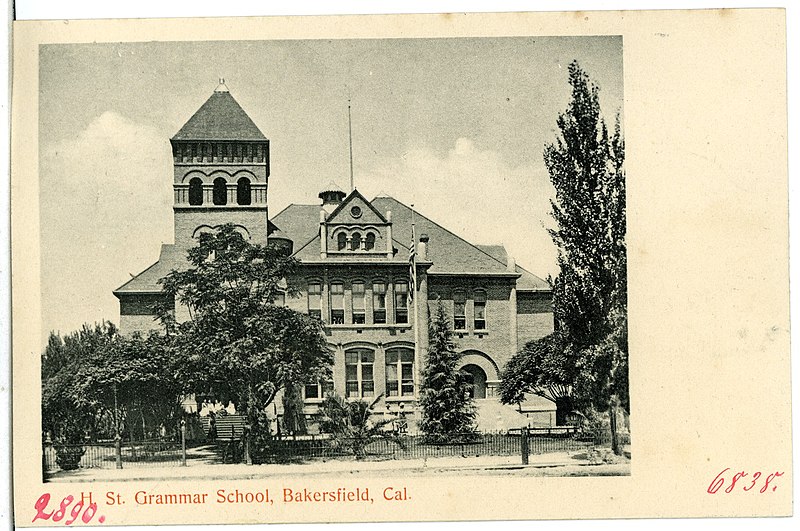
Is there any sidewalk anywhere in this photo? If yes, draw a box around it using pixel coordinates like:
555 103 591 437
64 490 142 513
46 451 604 483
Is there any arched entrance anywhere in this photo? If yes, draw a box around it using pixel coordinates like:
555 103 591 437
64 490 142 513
461 364 488 399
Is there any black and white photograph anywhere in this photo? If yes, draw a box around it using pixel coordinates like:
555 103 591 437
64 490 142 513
10 6 792 526
37 36 629 481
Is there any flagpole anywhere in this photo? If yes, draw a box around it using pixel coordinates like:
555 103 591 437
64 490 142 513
411 205 420 399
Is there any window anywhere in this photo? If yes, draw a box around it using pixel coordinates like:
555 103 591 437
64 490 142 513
307 282 322 319
337 232 347 251
237 177 251 205
372 282 387 324
386 348 414 397
345 349 374 398
352 282 365 324
350 232 362 251
394 281 409 324
453 290 466 330
188 177 203 205
365 232 376 251
474 290 487 330
213 177 227 205
273 291 286 306
330 282 344 324
304 380 333 400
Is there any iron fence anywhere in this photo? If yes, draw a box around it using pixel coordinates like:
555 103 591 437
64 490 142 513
43 439 194 471
44 429 624 471
255 431 596 463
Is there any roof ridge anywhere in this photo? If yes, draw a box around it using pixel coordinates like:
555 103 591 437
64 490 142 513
291 233 321 257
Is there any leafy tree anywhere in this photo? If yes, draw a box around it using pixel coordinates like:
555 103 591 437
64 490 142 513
157 224 332 462
418 301 476 441
501 61 627 453
77 331 184 441
499 332 575 425
318 394 403 459
41 322 118 443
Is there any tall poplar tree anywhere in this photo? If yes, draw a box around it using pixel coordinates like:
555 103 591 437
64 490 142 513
501 61 627 454
546 60 628 453
418 301 476 442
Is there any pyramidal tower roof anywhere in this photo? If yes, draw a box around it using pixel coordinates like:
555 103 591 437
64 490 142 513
172 80 267 141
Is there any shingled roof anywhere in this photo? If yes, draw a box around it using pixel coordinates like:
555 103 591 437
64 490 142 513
269 194 550 290
114 244 187 295
117 194 550 296
172 87 267 142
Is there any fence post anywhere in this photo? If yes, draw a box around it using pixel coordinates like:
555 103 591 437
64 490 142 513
244 424 252 465
181 419 187 467
115 435 123 470
521 427 529 465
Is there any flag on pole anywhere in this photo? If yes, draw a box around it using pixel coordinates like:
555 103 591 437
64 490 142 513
408 222 417 302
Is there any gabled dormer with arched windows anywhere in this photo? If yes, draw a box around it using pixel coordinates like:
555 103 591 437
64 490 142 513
320 188 394 259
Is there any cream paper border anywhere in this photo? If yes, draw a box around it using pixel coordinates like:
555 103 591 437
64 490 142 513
11 9 790 525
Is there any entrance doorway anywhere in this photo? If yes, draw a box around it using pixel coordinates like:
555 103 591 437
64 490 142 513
461 364 487 399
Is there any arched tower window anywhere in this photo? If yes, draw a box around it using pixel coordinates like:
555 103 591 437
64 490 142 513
188 177 203 206
237 177 252 205
337 232 347 251
350 232 362 251
213 177 227 205
365 232 376 251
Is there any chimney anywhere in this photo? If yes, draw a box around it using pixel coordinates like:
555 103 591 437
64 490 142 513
419 234 429 261
507 254 516 272
320 209 328 258
319 180 346 215
386 210 393 258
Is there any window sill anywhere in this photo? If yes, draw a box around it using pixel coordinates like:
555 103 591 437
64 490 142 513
303 398 325 404
327 323 412 330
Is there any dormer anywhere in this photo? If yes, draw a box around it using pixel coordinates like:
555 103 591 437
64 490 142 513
319 188 394 259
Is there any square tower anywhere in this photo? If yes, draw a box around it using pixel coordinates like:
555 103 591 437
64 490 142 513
169 81 270 248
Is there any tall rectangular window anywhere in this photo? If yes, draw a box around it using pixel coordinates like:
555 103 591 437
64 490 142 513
453 290 466 330
345 349 374 398
352 282 366 324
330 282 344 324
474 290 487 330
386 349 414 397
372 282 387 324
394 282 409 324
307 282 322 319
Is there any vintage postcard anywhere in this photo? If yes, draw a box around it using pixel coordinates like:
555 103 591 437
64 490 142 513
10 8 790 526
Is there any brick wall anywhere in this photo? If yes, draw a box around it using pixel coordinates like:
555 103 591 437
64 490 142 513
427 276 517 373
516 291 554 350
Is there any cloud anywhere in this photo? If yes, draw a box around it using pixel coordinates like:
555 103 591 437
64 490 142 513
357 137 558 279
40 112 173 341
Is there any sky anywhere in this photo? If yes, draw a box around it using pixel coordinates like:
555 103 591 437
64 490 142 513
38 37 623 344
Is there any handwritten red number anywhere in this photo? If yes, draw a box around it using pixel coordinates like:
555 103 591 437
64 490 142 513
725 471 747 493
51 495 74 522
64 500 84 526
81 502 98 524
707 468 730 494
743 471 762 491
32 493 53 522
761 472 784 493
